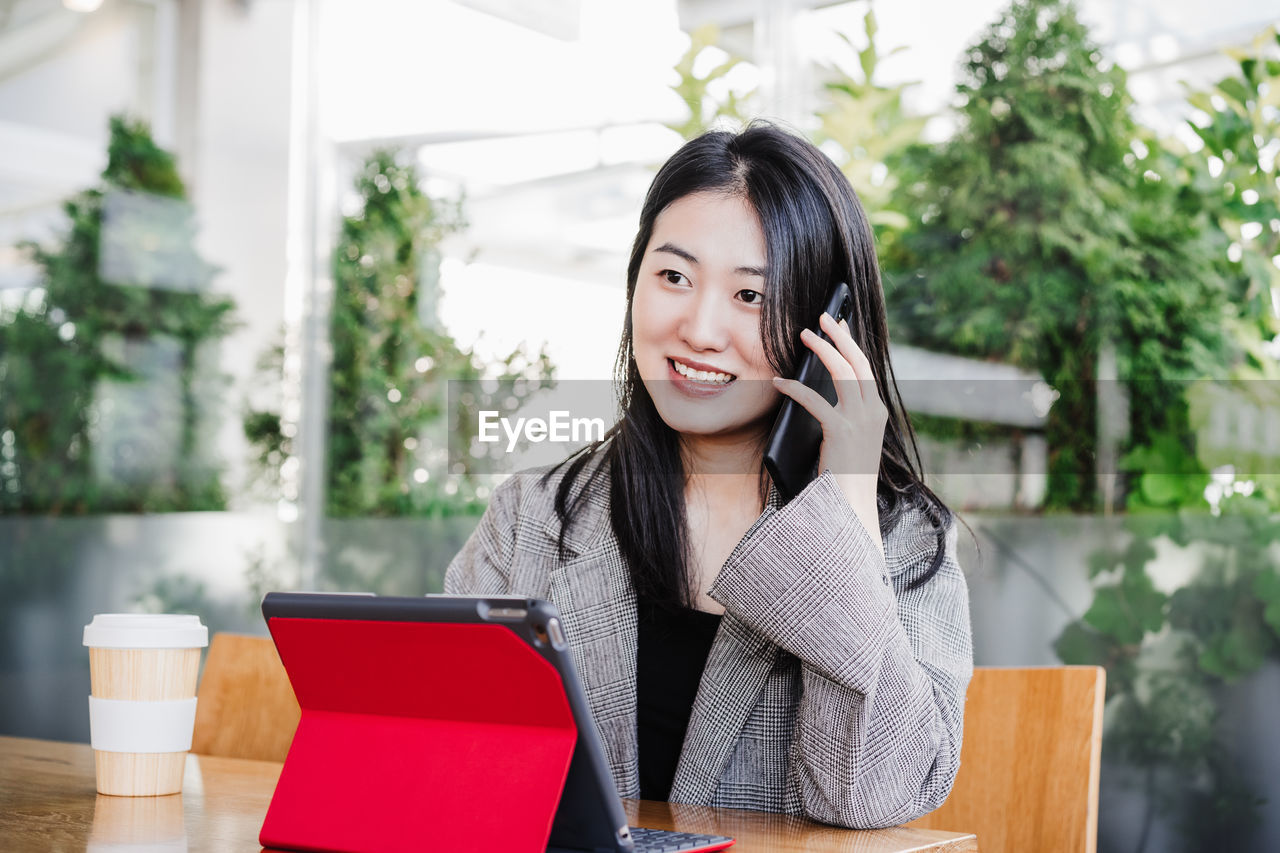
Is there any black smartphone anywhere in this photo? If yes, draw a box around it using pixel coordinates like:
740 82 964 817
763 281 854 502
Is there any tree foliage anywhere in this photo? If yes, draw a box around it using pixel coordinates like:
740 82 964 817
882 0 1237 510
1055 36 1280 847
813 6 927 233
1056 489 1280 850
665 23 757 139
0 115 236 513
1184 26 1280 378
245 150 555 518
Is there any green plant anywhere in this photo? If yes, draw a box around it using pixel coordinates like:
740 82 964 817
812 4 928 233
665 23 758 139
241 334 290 502
881 0 1237 512
1117 429 1212 512
667 5 926 236
0 115 236 514
1057 485 1279 851
1056 40 1280 850
244 150 554 518
1183 25 1280 380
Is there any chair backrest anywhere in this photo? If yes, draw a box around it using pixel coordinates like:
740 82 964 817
905 665 1106 853
191 632 300 762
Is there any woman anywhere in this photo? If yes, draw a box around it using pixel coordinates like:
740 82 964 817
444 121 972 830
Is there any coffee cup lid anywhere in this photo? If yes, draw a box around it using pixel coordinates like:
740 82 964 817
83 614 209 649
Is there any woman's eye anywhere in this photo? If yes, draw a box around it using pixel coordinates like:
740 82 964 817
738 289 764 305
662 270 687 285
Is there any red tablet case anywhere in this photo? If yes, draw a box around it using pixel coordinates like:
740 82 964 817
259 617 578 853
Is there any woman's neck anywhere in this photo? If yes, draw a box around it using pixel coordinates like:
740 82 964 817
679 431 770 511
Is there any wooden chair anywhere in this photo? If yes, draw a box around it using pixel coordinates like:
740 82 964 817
191 632 300 763
905 666 1106 853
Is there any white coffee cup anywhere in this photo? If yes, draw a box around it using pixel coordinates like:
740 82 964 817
84 614 208 796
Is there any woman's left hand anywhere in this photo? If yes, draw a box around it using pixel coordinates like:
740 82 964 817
772 311 887 558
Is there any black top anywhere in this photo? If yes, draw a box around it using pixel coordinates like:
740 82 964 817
635 597 724 801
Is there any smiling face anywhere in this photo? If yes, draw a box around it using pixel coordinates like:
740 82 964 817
630 191 782 444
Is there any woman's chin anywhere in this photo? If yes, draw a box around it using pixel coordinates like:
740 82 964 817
655 405 773 447
646 382 776 438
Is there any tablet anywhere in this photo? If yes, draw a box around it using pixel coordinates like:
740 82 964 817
259 592 734 853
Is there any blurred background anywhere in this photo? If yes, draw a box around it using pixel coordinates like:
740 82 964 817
1 0 1278 850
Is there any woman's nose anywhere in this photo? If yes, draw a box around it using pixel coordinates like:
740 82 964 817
678 289 730 351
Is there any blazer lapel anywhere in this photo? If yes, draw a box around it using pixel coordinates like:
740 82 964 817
544 462 642 798
541 462 801 804
667 610 779 804
668 484 785 804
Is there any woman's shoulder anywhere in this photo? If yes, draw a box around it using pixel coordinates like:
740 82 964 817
487 449 611 528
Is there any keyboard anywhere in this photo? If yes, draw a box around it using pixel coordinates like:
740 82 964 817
628 826 734 852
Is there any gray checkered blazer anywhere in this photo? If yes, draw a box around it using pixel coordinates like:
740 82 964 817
443 454 972 829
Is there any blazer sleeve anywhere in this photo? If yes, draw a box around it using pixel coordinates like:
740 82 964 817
708 470 973 829
442 476 521 596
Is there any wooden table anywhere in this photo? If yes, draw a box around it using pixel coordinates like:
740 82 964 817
0 736 978 852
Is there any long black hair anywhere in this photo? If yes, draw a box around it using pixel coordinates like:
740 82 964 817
544 121 955 607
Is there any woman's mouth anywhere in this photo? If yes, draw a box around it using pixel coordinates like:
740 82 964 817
667 358 737 395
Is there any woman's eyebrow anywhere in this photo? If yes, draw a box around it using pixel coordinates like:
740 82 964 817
653 242 698 265
652 242 766 277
